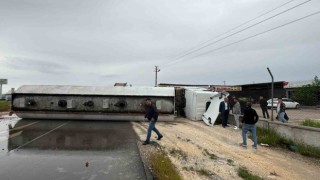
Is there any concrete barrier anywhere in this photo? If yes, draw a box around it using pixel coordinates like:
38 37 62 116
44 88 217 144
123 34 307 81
256 119 320 148
227 114 320 148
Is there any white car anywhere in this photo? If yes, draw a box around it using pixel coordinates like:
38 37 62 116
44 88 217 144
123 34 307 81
267 98 300 109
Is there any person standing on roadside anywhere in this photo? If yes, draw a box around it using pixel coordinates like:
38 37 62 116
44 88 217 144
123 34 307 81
233 99 241 130
229 95 236 113
240 102 259 149
219 97 230 128
259 96 269 119
277 97 287 123
143 98 163 145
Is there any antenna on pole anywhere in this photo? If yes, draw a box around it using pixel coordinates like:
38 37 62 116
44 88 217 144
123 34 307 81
155 66 160 87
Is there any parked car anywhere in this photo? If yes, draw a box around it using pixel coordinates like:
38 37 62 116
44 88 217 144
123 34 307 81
267 98 300 109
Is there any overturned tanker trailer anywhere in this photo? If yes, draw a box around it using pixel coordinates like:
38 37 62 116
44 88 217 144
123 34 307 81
11 85 175 121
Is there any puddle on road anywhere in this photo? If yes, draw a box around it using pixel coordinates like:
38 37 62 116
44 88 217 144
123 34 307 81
0 117 146 179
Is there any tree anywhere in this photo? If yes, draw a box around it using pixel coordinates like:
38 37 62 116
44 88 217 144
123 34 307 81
293 76 320 106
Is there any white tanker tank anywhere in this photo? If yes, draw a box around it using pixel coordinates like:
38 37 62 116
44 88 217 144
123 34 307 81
11 85 175 121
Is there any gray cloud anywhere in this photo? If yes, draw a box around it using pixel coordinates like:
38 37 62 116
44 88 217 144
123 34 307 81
2 56 69 74
0 0 319 93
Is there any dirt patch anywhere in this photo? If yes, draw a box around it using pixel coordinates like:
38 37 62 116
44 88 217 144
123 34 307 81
133 118 320 180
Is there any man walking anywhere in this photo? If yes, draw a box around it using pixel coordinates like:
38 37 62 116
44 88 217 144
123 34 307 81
240 102 259 149
219 97 230 128
259 96 269 119
143 98 163 145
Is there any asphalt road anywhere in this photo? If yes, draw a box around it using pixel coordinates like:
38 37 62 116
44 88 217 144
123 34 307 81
0 117 147 180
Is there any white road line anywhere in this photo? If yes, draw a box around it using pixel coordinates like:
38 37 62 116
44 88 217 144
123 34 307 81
11 121 70 151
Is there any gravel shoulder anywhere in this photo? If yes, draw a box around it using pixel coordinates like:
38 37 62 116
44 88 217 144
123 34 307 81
133 118 320 180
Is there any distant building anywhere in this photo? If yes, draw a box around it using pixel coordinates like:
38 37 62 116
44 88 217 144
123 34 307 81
159 81 286 103
284 80 313 98
158 83 209 88
228 82 286 103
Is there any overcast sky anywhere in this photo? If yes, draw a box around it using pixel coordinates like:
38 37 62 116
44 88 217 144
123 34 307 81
1 0 320 93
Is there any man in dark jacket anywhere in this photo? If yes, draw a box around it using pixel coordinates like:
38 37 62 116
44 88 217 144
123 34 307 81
240 102 259 149
143 98 163 145
259 96 269 119
219 97 230 128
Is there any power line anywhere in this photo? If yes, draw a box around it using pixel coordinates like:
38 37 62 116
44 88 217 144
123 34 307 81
168 0 296 62
164 10 320 68
162 0 311 68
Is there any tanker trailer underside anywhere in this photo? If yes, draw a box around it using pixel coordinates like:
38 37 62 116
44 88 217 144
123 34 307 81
12 86 175 121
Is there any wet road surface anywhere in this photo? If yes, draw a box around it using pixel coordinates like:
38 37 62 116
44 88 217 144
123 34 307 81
0 116 146 180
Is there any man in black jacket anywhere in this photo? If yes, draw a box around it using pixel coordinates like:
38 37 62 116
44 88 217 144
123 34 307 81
143 98 163 145
240 102 259 149
259 96 269 119
219 97 230 128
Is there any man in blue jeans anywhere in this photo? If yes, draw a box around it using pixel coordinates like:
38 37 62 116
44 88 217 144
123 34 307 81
240 102 259 149
143 98 163 145
277 97 287 123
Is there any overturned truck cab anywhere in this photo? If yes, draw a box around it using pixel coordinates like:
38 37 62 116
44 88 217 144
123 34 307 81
12 85 175 121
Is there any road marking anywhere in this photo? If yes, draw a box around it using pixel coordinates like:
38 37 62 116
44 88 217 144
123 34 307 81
11 121 70 151
0 121 40 134
0 131 23 142
9 131 22 139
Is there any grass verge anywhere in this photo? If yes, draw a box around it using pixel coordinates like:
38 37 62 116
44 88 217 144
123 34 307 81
238 166 262 180
0 101 10 111
150 151 182 180
302 119 320 128
251 127 320 159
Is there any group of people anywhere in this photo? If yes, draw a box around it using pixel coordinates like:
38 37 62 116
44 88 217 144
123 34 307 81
219 95 288 149
260 96 288 123
219 96 259 148
142 95 287 149
219 96 242 129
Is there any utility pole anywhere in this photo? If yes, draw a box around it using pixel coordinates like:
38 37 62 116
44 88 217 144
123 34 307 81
155 66 160 87
267 68 274 121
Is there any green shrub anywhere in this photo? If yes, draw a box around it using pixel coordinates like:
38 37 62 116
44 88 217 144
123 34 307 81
238 167 262 180
150 151 182 180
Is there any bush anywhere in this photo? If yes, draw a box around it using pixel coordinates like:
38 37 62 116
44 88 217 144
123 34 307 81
238 167 262 180
293 76 320 106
